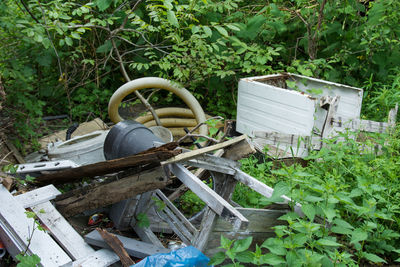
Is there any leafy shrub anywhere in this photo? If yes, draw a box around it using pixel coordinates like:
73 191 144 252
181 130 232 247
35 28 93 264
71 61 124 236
217 129 400 266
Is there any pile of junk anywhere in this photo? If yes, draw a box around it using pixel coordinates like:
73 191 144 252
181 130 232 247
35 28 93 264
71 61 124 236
0 74 397 266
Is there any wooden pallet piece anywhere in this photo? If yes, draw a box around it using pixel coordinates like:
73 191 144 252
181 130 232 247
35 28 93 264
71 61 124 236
0 185 71 266
30 201 95 260
151 190 197 245
169 163 249 229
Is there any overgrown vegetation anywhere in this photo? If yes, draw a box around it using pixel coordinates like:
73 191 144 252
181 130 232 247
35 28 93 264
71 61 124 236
1 0 400 265
209 129 400 266
1 0 399 146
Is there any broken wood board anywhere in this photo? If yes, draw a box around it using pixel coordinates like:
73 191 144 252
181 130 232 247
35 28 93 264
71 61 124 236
0 172 14 191
96 228 135 267
161 135 247 165
39 118 109 149
55 167 168 217
36 142 180 184
204 207 288 257
85 230 170 259
0 185 72 266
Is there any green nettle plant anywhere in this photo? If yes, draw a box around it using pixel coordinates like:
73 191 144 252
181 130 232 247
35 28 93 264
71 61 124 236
211 129 400 266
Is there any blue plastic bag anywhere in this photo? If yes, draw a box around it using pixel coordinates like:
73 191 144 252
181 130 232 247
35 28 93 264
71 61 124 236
132 246 211 267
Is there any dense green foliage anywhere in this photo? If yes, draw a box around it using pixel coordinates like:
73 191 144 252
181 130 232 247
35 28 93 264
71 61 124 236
1 0 399 146
212 129 400 266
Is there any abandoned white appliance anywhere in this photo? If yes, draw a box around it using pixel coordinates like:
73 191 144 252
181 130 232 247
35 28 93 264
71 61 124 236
47 130 109 166
236 73 364 157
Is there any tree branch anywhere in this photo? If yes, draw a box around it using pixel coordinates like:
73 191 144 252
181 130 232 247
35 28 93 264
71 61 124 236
111 38 162 126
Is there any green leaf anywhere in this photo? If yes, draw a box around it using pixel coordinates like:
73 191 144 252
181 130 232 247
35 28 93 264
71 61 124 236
16 254 41 267
166 10 179 27
96 40 112 53
226 24 240 31
96 0 112 11
136 213 150 228
316 238 342 247
203 26 212 37
235 251 254 263
268 181 290 203
331 226 352 235
71 32 80 39
351 229 368 244
322 207 336 222
214 26 228 37
209 251 226 265
301 204 315 221
332 218 354 229
362 252 387 263
259 253 285 265
286 250 300 267
261 238 286 255
65 37 73 46
303 195 323 203
220 235 232 249
25 211 36 219
232 237 252 253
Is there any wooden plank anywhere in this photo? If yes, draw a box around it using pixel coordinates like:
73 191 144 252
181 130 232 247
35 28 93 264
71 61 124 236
0 185 71 266
1 134 25 164
55 168 167 217
253 131 323 150
205 208 287 257
332 118 389 133
96 228 135 267
85 230 170 259
31 201 94 261
388 104 398 127
36 142 180 184
69 248 119 267
162 135 247 165
213 208 288 232
14 185 61 208
233 169 303 215
170 163 249 229
321 96 340 139
183 159 236 175
131 192 165 248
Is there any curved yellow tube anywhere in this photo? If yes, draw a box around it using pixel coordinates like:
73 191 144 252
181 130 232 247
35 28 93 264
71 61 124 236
144 118 198 128
108 78 207 136
136 107 196 123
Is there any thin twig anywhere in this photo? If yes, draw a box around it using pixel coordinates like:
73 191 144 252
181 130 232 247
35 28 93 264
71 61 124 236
177 116 223 143
111 38 162 126
37 0 63 77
